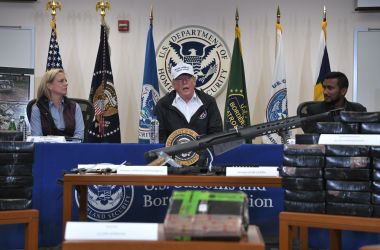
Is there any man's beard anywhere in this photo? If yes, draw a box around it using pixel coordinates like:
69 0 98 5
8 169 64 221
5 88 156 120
325 96 341 106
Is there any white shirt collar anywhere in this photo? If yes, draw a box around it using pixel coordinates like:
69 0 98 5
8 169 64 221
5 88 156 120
174 91 199 103
172 91 203 123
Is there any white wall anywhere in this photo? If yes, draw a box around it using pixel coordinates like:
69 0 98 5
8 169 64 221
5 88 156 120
1 0 379 142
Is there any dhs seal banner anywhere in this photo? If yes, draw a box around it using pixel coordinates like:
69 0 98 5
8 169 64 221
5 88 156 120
156 25 231 97
75 185 134 221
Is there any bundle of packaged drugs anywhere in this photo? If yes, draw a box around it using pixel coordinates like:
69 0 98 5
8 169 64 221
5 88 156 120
163 190 249 241
281 144 326 213
295 134 320 145
324 145 372 217
371 146 380 217
340 111 380 131
0 142 34 210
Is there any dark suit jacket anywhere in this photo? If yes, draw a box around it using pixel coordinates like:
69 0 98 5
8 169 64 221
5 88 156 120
301 99 367 133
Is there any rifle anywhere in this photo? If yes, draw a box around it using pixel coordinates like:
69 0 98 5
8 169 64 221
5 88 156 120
144 108 342 164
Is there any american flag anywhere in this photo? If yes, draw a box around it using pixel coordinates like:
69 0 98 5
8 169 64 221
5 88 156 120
94 99 104 115
46 28 63 71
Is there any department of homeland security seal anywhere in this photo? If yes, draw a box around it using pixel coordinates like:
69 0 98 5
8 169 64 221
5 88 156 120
138 84 160 140
75 185 134 221
165 128 199 166
156 25 231 97
266 88 288 122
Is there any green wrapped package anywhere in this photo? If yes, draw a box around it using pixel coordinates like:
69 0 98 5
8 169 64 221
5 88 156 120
164 190 249 241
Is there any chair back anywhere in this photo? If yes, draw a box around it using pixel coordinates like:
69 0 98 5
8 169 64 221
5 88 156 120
296 101 320 117
70 98 95 133
296 101 322 133
26 99 36 123
26 98 95 142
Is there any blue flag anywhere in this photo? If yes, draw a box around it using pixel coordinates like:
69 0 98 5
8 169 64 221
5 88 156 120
138 23 160 143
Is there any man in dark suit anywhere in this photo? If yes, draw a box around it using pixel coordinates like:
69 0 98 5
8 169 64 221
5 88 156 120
301 71 367 133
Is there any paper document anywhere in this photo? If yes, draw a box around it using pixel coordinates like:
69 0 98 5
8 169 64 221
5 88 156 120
319 134 380 145
117 165 167 175
65 221 159 240
226 166 279 177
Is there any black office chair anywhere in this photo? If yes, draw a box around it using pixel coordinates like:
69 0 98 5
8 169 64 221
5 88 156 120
26 98 95 142
296 101 321 133
296 101 320 117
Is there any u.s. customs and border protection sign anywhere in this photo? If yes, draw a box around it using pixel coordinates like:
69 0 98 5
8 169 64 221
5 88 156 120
165 128 199 166
156 25 231 97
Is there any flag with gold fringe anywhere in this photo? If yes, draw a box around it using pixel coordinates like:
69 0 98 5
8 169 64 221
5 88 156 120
87 23 121 143
263 7 290 144
223 16 251 131
314 8 331 101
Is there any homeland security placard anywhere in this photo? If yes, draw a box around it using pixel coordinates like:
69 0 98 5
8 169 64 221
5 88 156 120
156 25 231 97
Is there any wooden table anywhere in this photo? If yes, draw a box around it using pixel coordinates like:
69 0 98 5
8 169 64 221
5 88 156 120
0 209 39 250
63 174 281 232
280 211 380 250
62 224 265 250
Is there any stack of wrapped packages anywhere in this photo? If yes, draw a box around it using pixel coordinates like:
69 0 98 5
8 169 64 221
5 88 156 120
164 190 249 241
281 144 326 213
371 146 380 216
0 142 34 210
283 111 380 217
324 145 372 216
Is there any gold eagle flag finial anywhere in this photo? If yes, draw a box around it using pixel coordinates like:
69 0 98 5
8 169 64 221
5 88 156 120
46 0 61 18
46 0 61 31
96 0 110 20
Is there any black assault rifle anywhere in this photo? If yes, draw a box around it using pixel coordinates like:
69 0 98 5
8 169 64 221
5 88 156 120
144 108 342 164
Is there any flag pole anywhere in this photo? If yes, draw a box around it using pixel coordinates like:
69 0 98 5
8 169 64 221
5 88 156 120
275 6 282 55
95 0 110 137
45 0 63 71
149 5 153 25
235 8 239 26
322 5 327 41
46 0 61 32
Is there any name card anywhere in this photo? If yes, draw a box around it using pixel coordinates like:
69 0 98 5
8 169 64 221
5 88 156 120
26 135 66 143
65 221 159 240
77 163 121 172
319 134 380 145
226 166 279 177
117 165 167 175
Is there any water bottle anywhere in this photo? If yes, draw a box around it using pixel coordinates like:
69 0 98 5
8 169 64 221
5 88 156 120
8 118 16 131
17 115 27 141
149 116 159 144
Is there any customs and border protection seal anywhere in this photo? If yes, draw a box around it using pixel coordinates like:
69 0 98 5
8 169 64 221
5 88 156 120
165 128 199 166
75 185 134 221
156 25 231 97
265 88 289 144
